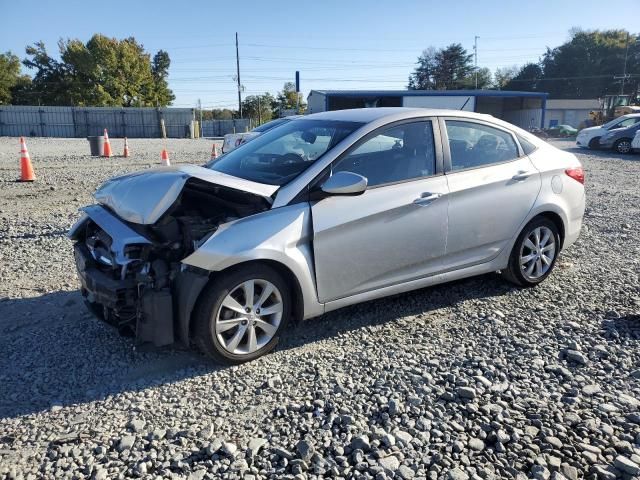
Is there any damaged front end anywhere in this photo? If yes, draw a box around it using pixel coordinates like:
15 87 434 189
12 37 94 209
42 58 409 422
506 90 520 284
69 167 274 347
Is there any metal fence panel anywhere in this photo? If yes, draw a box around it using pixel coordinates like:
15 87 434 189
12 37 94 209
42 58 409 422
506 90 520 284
0 106 197 138
201 119 251 137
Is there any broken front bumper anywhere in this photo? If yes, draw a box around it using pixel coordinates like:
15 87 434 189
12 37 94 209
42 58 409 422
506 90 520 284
71 210 210 348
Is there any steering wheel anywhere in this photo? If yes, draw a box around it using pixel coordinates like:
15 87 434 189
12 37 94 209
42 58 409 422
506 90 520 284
275 152 306 165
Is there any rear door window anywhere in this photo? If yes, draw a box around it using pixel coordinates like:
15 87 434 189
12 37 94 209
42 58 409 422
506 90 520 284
445 120 519 170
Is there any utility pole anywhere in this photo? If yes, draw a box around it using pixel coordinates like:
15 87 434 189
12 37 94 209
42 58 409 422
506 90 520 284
621 32 630 95
473 36 480 89
235 32 242 118
197 98 203 138
258 95 262 125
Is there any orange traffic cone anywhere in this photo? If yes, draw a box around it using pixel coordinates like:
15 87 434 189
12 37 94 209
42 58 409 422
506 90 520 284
18 137 36 182
161 148 170 166
210 143 219 161
123 137 130 158
103 129 112 157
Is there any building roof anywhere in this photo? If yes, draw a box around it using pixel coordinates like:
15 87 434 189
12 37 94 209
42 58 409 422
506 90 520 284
305 107 497 123
310 89 548 99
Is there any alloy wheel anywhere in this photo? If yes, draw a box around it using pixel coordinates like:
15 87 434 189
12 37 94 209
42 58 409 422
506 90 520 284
214 279 283 355
617 140 631 154
519 226 556 281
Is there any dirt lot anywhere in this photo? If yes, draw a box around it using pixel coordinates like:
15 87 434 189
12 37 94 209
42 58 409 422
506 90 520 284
0 137 639 480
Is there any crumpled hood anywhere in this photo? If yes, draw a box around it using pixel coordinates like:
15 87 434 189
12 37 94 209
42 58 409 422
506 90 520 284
94 164 278 225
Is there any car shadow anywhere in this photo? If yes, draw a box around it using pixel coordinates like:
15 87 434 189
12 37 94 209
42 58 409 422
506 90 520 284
0 274 512 419
601 314 640 340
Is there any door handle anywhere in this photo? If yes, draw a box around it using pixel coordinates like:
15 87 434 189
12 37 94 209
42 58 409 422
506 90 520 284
413 192 444 206
512 170 533 181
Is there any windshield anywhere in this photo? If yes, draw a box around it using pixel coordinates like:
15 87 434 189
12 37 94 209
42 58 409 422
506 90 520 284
208 119 363 185
252 118 290 133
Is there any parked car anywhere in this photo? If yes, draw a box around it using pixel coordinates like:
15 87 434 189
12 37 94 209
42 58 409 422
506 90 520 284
598 121 640 154
70 108 585 364
221 116 300 153
545 124 578 138
576 113 640 149
632 129 640 152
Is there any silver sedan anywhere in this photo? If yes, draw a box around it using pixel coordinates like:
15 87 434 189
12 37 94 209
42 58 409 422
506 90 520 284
70 108 586 364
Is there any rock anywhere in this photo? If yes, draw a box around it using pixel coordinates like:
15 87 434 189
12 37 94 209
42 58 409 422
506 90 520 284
350 435 371 452
379 455 400 474
545 436 563 449
274 447 294 460
394 430 413 445
531 465 550 480
381 433 396 448
613 455 640 475
448 468 469 480
560 464 578 480
581 384 601 395
388 399 401 416
296 440 314 462
221 441 237 456
565 350 587 365
398 464 416 479
247 437 267 457
127 419 145 433
468 438 485 452
457 387 476 400
117 435 135 452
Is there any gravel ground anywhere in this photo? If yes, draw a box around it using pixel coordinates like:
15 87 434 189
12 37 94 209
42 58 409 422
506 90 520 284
0 137 639 480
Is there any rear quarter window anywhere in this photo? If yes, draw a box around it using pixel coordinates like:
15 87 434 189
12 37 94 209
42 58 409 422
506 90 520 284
516 134 538 155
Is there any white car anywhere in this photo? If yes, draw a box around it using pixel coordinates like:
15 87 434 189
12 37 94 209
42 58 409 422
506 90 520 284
222 117 300 154
576 114 640 149
632 129 640 152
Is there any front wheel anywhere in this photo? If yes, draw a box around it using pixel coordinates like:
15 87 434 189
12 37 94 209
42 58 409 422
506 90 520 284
588 137 600 149
614 138 632 154
502 217 561 287
193 264 291 364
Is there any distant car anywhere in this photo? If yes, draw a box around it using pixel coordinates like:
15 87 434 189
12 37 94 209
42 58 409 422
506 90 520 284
632 129 640 152
70 107 585 364
598 122 640 154
545 124 578 138
576 114 640 149
222 117 300 154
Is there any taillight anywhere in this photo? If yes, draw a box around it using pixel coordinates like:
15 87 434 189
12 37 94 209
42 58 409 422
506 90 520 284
565 167 585 184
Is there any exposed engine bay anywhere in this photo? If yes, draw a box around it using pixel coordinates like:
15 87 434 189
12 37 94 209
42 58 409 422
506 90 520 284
70 176 271 347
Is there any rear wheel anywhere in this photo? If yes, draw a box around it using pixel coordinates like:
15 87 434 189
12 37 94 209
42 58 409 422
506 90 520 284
588 137 600 149
614 138 632 154
502 217 560 287
193 264 291 364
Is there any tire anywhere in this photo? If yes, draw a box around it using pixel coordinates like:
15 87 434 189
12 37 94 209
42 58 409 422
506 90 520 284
588 137 600 149
502 217 561 287
614 138 633 154
193 264 291 364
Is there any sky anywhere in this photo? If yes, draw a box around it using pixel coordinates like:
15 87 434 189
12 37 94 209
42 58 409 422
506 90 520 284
1 0 639 110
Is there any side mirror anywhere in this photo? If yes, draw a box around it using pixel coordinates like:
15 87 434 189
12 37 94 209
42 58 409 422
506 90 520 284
321 171 367 196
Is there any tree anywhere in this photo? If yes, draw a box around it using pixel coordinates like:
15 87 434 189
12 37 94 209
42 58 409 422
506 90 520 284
408 44 475 90
18 35 175 106
540 29 639 98
0 52 31 104
493 66 519 90
151 50 175 106
201 109 236 120
242 93 275 124
503 63 544 92
408 48 437 90
274 82 305 114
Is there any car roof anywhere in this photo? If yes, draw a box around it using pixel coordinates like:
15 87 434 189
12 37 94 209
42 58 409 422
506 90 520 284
303 107 497 123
